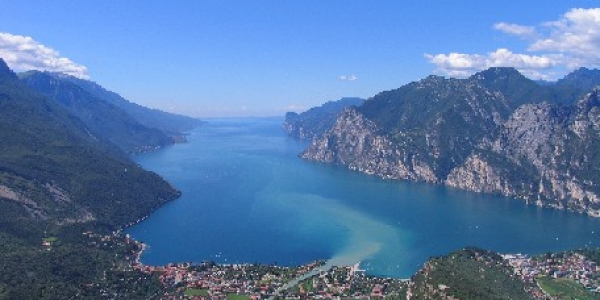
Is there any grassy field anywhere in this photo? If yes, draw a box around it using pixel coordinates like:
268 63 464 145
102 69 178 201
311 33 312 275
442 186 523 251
183 288 250 299
226 294 250 300
537 277 598 300
301 279 314 294
184 288 209 297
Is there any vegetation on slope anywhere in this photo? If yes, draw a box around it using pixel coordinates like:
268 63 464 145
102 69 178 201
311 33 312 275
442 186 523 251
51 72 205 136
410 247 535 300
0 58 179 298
19 71 172 153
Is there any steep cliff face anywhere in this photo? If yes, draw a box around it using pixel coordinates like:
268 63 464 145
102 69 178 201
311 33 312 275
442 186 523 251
357 74 514 180
303 73 513 184
445 153 536 200
447 89 600 216
300 67 600 217
301 108 437 182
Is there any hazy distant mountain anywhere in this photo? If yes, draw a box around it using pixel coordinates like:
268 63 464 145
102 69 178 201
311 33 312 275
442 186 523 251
19 71 173 153
48 73 204 136
534 79 554 86
283 97 365 139
302 67 600 217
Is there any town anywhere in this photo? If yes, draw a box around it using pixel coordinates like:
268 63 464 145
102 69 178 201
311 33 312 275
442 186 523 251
80 231 600 299
134 259 408 299
505 251 600 298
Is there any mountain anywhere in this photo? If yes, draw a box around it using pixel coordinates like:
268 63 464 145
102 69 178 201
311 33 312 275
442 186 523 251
19 71 172 153
47 72 204 136
303 73 515 183
302 67 600 216
471 67 568 106
447 89 600 216
283 97 365 139
0 59 180 228
556 67 600 93
0 58 180 298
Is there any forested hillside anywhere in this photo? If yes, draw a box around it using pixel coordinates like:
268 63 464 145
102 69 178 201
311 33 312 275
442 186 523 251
0 58 178 298
19 71 173 153
50 72 204 136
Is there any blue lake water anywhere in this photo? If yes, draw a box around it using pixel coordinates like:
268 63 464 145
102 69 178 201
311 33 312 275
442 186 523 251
127 117 600 278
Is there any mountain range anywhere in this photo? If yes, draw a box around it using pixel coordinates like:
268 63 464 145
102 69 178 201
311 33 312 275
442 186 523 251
0 57 196 229
296 67 600 217
19 71 204 153
48 72 203 137
0 58 200 298
2 54 600 298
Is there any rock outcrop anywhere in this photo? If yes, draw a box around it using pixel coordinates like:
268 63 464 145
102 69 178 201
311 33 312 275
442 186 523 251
448 89 600 216
301 108 438 182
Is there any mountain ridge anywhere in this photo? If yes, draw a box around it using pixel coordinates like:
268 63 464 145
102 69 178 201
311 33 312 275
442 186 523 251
49 72 205 136
301 67 600 216
0 58 182 298
19 70 174 153
0 59 181 227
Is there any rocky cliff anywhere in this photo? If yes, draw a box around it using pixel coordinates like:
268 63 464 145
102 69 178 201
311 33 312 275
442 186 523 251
301 107 438 182
301 68 600 217
448 89 600 216
302 72 514 183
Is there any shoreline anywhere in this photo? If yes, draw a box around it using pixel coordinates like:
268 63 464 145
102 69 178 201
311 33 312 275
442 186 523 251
94 230 600 299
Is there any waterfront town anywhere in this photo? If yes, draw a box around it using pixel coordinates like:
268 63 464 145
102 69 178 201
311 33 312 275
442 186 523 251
133 257 408 299
79 231 600 299
504 251 600 295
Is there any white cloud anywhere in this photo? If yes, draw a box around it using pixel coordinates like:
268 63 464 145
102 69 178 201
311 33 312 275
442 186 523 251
426 8 600 80
424 49 559 79
529 8 600 66
339 74 358 81
0 32 89 79
493 22 536 38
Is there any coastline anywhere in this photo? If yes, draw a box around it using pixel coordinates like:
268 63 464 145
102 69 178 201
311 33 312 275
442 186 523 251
93 230 600 299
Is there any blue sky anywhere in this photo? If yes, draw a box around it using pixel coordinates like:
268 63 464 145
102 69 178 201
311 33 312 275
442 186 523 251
1 1 599 117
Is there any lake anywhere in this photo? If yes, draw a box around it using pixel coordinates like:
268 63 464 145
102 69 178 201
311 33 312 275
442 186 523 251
126 117 600 278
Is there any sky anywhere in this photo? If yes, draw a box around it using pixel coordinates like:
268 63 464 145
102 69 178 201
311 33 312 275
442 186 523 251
1 1 600 117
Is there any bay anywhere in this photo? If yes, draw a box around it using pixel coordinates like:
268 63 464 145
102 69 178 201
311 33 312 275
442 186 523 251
126 117 600 278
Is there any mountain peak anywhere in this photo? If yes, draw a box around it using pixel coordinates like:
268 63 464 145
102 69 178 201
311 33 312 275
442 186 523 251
423 74 447 82
470 67 525 82
561 67 600 79
557 67 600 91
0 58 18 82
18 70 71 81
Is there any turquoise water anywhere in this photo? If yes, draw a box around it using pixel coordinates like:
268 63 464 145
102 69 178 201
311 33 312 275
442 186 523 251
127 118 600 278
